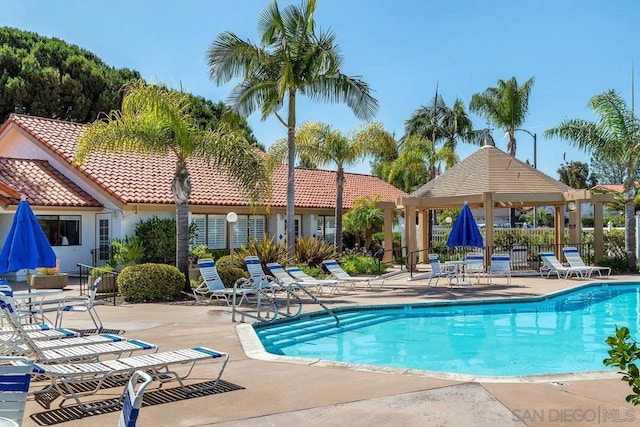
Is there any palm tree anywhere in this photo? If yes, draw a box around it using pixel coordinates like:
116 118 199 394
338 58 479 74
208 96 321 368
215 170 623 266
75 80 270 291
545 89 640 268
404 94 475 172
469 76 535 156
269 121 395 255
207 0 378 259
342 196 385 250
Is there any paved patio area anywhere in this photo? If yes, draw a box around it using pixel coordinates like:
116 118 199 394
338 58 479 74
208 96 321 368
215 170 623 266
16 272 640 426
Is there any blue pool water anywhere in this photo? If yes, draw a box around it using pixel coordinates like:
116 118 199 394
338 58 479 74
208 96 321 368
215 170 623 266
254 283 640 377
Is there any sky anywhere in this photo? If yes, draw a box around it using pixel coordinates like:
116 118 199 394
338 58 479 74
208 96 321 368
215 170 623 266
3 0 640 182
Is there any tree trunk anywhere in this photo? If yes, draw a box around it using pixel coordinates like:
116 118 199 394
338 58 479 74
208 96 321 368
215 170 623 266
335 169 344 256
286 92 297 260
172 161 192 292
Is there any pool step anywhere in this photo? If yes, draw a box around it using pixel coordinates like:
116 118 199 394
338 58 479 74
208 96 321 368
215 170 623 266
257 311 398 349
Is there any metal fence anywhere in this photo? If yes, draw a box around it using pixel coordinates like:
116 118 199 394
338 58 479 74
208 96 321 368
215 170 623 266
407 242 595 276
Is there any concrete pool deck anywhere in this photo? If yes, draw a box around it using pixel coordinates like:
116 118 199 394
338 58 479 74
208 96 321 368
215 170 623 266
19 273 640 426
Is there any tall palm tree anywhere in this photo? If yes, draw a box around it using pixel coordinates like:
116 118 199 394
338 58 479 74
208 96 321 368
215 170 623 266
75 80 270 291
545 89 640 268
207 0 378 259
269 121 395 255
405 94 475 172
469 76 535 156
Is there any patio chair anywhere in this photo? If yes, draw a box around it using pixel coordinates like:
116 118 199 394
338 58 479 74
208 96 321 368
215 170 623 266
539 252 585 279
31 346 228 412
562 247 611 278
193 258 254 305
266 262 326 295
0 356 32 426
0 322 78 341
418 254 454 287
322 260 373 291
118 370 153 427
285 266 342 295
464 252 485 284
54 276 103 331
244 256 281 296
488 253 511 285
511 246 528 270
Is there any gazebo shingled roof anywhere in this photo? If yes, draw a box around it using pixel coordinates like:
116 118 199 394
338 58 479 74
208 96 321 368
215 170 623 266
410 145 572 201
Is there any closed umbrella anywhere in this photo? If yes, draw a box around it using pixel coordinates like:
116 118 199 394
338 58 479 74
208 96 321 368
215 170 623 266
446 202 484 248
0 196 57 275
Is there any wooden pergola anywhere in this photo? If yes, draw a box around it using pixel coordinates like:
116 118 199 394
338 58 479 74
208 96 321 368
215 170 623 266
377 145 614 265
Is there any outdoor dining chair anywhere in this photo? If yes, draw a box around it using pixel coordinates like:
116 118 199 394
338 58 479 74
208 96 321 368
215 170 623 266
0 356 32 426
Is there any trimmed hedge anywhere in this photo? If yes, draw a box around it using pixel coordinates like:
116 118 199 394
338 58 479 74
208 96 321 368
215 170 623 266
117 263 183 302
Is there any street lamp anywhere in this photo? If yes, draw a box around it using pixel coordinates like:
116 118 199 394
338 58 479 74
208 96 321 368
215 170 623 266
515 128 538 225
226 212 238 264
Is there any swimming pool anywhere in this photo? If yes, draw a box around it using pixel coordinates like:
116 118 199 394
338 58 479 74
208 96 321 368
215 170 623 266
253 283 639 377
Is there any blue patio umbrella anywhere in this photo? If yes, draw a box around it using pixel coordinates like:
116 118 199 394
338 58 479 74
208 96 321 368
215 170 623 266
0 196 57 274
446 202 484 248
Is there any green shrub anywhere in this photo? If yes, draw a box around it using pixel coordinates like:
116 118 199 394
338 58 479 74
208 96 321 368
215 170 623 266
117 263 183 302
336 255 380 275
134 216 177 264
216 265 249 288
215 254 245 269
296 265 328 279
235 236 289 269
294 237 336 267
111 236 145 267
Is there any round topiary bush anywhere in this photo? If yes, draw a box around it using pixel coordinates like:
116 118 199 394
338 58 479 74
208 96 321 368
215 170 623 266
117 263 184 302
217 265 248 288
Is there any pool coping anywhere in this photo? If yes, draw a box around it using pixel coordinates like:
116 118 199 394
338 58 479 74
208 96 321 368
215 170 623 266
236 281 630 384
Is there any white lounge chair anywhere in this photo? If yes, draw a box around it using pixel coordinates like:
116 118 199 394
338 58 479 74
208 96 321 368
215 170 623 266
285 266 342 295
511 246 528 269
0 296 157 364
539 252 585 279
192 258 254 305
31 346 229 412
245 256 281 295
55 276 104 331
0 356 32 426
322 259 373 291
267 262 338 294
118 370 153 427
488 253 511 285
562 247 611 278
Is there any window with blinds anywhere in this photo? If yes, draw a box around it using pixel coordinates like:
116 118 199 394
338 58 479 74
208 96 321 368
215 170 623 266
191 214 266 249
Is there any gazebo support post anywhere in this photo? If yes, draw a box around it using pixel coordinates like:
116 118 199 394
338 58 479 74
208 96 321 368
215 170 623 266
593 200 605 263
405 204 417 269
419 209 429 255
554 206 565 258
568 202 582 247
483 192 494 268
376 201 396 264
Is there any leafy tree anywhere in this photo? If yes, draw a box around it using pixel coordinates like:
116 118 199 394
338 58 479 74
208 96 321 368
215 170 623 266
469 76 535 157
380 135 453 193
404 92 477 172
342 197 384 251
207 0 378 259
557 160 595 189
545 89 640 269
0 27 140 123
590 150 639 185
186 94 263 149
269 122 394 254
75 80 270 291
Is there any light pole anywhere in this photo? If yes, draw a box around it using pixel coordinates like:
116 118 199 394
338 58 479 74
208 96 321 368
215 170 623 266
515 128 537 225
226 212 238 264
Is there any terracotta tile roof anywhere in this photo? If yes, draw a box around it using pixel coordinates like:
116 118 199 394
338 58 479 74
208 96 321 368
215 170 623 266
270 166 407 208
0 157 101 207
411 145 572 198
591 183 639 194
5 114 406 208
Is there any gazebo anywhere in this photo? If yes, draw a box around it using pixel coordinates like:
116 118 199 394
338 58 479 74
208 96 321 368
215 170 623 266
377 144 614 265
